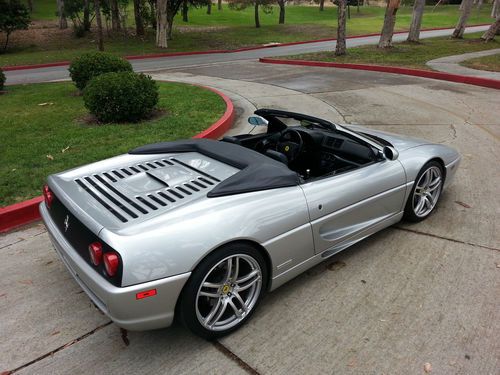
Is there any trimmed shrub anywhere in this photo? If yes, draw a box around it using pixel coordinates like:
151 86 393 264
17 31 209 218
83 72 159 123
0 68 5 90
69 52 133 91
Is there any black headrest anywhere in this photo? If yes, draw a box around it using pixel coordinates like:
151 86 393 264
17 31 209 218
265 150 288 165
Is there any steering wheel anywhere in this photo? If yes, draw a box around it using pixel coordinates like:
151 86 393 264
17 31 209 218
276 128 304 163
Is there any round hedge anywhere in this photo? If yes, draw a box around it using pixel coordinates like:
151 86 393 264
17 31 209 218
69 52 133 91
83 72 159 123
0 68 5 91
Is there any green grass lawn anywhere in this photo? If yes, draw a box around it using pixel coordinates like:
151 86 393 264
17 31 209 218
0 4 494 67
461 53 500 72
0 82 226 206
280 32 500 70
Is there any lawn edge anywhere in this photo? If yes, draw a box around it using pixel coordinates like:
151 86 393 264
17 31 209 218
1 23 492 71
0 83 234 234
259 58 500 90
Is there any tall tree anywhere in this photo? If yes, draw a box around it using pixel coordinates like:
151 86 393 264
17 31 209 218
110 0 121 30
133 0 144 34
277 0 285 24
182 0 188 21
156 0 167 47
83 0 91 31
254 2 259 27
217 0 221 10
492 0 500 17
452 0 473 38
407 0 425 42
319 0 324 11
227 0 272 28
335 0 347 56
481 13 500 41
57 0 68 29
94 0 104 50
207 0 211 13
378 0 400 48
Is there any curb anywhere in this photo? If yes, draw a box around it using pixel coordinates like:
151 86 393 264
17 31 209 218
0 85 235 234
259 58 500 90
1 23 491 72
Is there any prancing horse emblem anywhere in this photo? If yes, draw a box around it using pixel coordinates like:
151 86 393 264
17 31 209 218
64 215 70 232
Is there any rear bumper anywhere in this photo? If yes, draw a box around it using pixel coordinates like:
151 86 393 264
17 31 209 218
40 202 190 331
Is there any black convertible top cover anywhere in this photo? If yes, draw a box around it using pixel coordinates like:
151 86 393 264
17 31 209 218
130 139 300 197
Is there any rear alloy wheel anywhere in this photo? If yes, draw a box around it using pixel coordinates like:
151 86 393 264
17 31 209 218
404 161 444 222
178 244 267 339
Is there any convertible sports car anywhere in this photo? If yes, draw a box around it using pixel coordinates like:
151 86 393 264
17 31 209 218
40 109 460 339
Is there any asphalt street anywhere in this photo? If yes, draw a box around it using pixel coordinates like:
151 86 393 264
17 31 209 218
1 59 499 374
4 25 489 85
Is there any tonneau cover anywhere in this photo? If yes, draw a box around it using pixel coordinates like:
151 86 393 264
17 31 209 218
130 139 300 197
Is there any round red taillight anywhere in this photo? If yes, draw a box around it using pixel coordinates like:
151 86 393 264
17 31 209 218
88 242 103 266
43 184 53 208
103 252 120 277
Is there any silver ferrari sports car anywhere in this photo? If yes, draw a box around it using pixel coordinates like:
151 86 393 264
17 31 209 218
40 109 460 339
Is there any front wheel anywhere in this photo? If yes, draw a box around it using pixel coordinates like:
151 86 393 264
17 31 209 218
178 244 267 340
404 161 444 222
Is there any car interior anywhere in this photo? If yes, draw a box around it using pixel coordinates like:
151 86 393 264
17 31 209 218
221 109 383 180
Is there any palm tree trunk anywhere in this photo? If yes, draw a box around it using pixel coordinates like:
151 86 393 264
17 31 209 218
452 0 473 38
94 0 104 51
378 0 400 48
156 0 168 48
481 14 500 41
254 2 260 28
407 0 425 42
335 0 347 56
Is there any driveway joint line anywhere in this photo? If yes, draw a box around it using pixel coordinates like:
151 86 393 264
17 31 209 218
212 340 261 375
8 321 112 374
394 226 499 252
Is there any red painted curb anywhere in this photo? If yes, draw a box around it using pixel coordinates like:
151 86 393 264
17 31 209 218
259 58 500 90
0 85 235 234
1 23 491 72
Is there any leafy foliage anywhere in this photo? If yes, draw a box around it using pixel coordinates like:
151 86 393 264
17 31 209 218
0 68 5 90
83 72 159 123
68 52 132 90
0 0 31 52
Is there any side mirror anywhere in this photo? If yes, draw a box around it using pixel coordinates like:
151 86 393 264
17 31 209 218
248 116 268 126
382 146 399 161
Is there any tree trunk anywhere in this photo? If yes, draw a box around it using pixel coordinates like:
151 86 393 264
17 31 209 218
57 0 68 29
207 1 212 14
254 2 260 28
218 0 222 10
94 0 104 51
319 0 324 11
378 0 400 48
167 13 174 39
491 0 500 18
83 0 91 31
452 0 473 38
182 0 188 21
278 0 285 24
481 14 500 41
133 0 145 35
110 0 121 31
3 32 11 52
335 0 347 56
407 0 425 42
156 0 168 48
27 0 33 11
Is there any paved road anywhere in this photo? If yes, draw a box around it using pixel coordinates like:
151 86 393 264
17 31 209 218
4 25 489 85
427 48 500 80
2 61 499 374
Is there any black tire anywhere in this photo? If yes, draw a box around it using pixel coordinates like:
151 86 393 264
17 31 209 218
404 161 444 222
177 243 268 340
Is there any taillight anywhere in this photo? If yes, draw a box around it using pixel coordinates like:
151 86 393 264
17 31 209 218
43 184 53 208
88 242 103 266
103 252 120 277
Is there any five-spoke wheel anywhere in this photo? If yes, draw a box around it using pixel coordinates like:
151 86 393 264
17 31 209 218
404 161 444 222
178 244 267 339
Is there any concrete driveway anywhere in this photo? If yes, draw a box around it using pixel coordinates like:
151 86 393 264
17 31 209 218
1 63 499 374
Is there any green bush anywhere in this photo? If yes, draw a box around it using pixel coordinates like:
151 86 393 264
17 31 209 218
0 68 5 90
69 52 133 91
83 72 159 123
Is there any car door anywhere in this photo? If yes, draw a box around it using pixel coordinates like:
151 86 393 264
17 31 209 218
300 159 407 255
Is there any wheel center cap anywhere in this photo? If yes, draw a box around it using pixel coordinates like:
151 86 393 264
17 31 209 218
222 284 231 295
